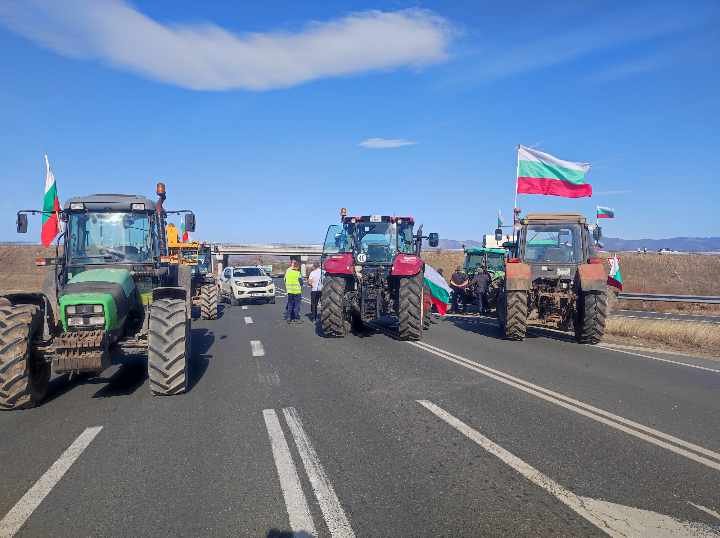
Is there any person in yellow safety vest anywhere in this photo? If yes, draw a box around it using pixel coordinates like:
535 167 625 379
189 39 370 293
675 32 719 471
284 260 304 323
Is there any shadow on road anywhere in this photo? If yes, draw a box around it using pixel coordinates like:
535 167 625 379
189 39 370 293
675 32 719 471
188 327 214 390
92 360 147 398
444 313 581 344
266 530 313 538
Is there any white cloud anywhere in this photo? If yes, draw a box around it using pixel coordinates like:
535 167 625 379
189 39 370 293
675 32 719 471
0 1 452 90
359 138 418 149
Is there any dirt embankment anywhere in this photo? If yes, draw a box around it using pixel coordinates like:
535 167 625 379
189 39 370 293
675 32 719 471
0 245 57 292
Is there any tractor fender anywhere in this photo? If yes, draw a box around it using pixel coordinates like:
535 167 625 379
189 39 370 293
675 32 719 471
0 290 58 336
504 263 531 291
323 253 354 275
152 286 187 303
578 263 607 292
392 254 423 276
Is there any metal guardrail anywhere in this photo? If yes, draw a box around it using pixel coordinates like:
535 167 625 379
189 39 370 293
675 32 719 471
618 292 720 304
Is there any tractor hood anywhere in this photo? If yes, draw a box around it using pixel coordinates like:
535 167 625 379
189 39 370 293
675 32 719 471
59 268 136 331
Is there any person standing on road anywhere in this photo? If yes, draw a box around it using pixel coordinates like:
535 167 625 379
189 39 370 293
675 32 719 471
472 265 491 314
307 263 323 321
284 260 303 323
449 266 469 313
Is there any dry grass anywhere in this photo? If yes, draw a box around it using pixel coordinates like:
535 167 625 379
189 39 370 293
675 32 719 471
604 317 720 357
0 245 56 292
422 250 465 278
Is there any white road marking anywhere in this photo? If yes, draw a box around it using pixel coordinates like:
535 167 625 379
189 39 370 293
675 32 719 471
262 410 317 535
283 407 355 538
241 305 248 310
594 345 720 374
418 401 720 538
0 426 103 537
410 340 720 471
244 316 254 325
688 502 720 522
250 340 265 357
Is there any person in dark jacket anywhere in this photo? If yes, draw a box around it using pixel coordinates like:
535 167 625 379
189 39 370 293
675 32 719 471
472 265 491 314
449 266 469 313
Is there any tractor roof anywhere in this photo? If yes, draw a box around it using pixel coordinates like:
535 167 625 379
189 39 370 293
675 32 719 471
465 247 506 255
342 215 414 224
64 194 156 212
522 213 587 224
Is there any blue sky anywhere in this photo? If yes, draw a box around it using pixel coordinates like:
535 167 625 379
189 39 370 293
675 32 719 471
1 0 718 243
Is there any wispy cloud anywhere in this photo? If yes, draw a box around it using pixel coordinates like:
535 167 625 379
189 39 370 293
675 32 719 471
359 138 418 149
0 1 452 91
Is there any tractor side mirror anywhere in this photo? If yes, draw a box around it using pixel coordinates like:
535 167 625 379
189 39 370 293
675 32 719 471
184 212 196 233
494 228 503 242
592 225 602 241
428 233 439 248
17 213 28 234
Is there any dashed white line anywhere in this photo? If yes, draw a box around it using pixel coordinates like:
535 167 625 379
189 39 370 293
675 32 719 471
263 410 317 535
241 305 248 310
283 407 355 538
0 426 103 537
250 340 265 357
244 316 254 325
410 340 720 471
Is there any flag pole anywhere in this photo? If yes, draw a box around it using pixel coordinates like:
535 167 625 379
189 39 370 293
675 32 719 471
513 144 520 212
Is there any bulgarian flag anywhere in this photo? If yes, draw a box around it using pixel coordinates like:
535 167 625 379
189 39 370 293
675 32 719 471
180 221 189 242
41 154 61 246
517 145 592 198
423 264 451 316
597 206 614 219
497 209 503 228
607 255 623 290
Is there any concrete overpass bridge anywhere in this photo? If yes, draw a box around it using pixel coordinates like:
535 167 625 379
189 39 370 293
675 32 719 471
213 244 323 274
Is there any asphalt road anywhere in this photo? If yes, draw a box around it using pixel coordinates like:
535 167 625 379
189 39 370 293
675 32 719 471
612 309 720 325
1 283 719 537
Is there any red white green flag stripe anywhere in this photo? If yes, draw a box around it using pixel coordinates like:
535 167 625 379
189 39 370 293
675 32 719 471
517 145 592 198
596 206 614 219
423 264 451 316
41 154 61 246
607 255 623 290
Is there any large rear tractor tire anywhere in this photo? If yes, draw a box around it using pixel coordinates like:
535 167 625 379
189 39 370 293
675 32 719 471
320 276 347 337
0 304 50 410
200 284 218 320
499 290 528 341
398 273 423 341
148 298 189 396
575 290 608 344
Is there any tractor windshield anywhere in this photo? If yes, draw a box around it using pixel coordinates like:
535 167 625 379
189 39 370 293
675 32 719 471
67 212 153 264
523 224 583 264
354 222 397 263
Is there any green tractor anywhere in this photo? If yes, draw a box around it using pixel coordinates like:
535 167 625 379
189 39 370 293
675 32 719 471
462 246 507 311
0 184 197 410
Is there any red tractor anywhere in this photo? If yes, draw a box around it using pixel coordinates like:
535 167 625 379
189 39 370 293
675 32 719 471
320 212 438 340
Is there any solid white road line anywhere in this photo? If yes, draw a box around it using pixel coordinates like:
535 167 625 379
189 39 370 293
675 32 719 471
241 305 249 310
250 340 265 357
418 401 720 538
410 340 720 471
688 502 720 522
594 345 720 374
244 316 254 325
283 407 355 538
263 410 317 536
0 426 103 537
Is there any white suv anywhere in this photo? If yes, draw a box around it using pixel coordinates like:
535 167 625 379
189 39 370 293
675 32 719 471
220 266 276 305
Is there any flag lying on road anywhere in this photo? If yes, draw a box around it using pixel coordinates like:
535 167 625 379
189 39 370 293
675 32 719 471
424 264 451 316
517 145 592 198
607 255 623 290
596 206 615 219
41 154 61 246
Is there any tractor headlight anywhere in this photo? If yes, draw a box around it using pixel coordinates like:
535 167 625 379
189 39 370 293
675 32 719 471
66 304 103 315
67 316 85 327
88 316 105 326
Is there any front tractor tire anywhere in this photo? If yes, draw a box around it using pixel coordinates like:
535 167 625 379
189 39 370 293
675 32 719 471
0 304 50 410
499 290 528 341
148 298 189 396
575 290 608 344
320 275 348 337
398 273 423 341
200 284 219 320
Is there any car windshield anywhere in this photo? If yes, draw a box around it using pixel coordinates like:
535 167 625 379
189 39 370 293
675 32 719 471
67 212 153 264
234 267 264 277
523 224 583 263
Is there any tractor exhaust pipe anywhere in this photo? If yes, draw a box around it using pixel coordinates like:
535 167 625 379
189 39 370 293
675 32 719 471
156 182 168 254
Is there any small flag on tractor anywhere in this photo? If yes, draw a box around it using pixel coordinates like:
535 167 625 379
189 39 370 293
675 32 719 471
607 255 623 290
497 210 503 228
41 154 61 246
597 206 614 219
516 145 592 198
180 221 189 242
423 264 451 316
